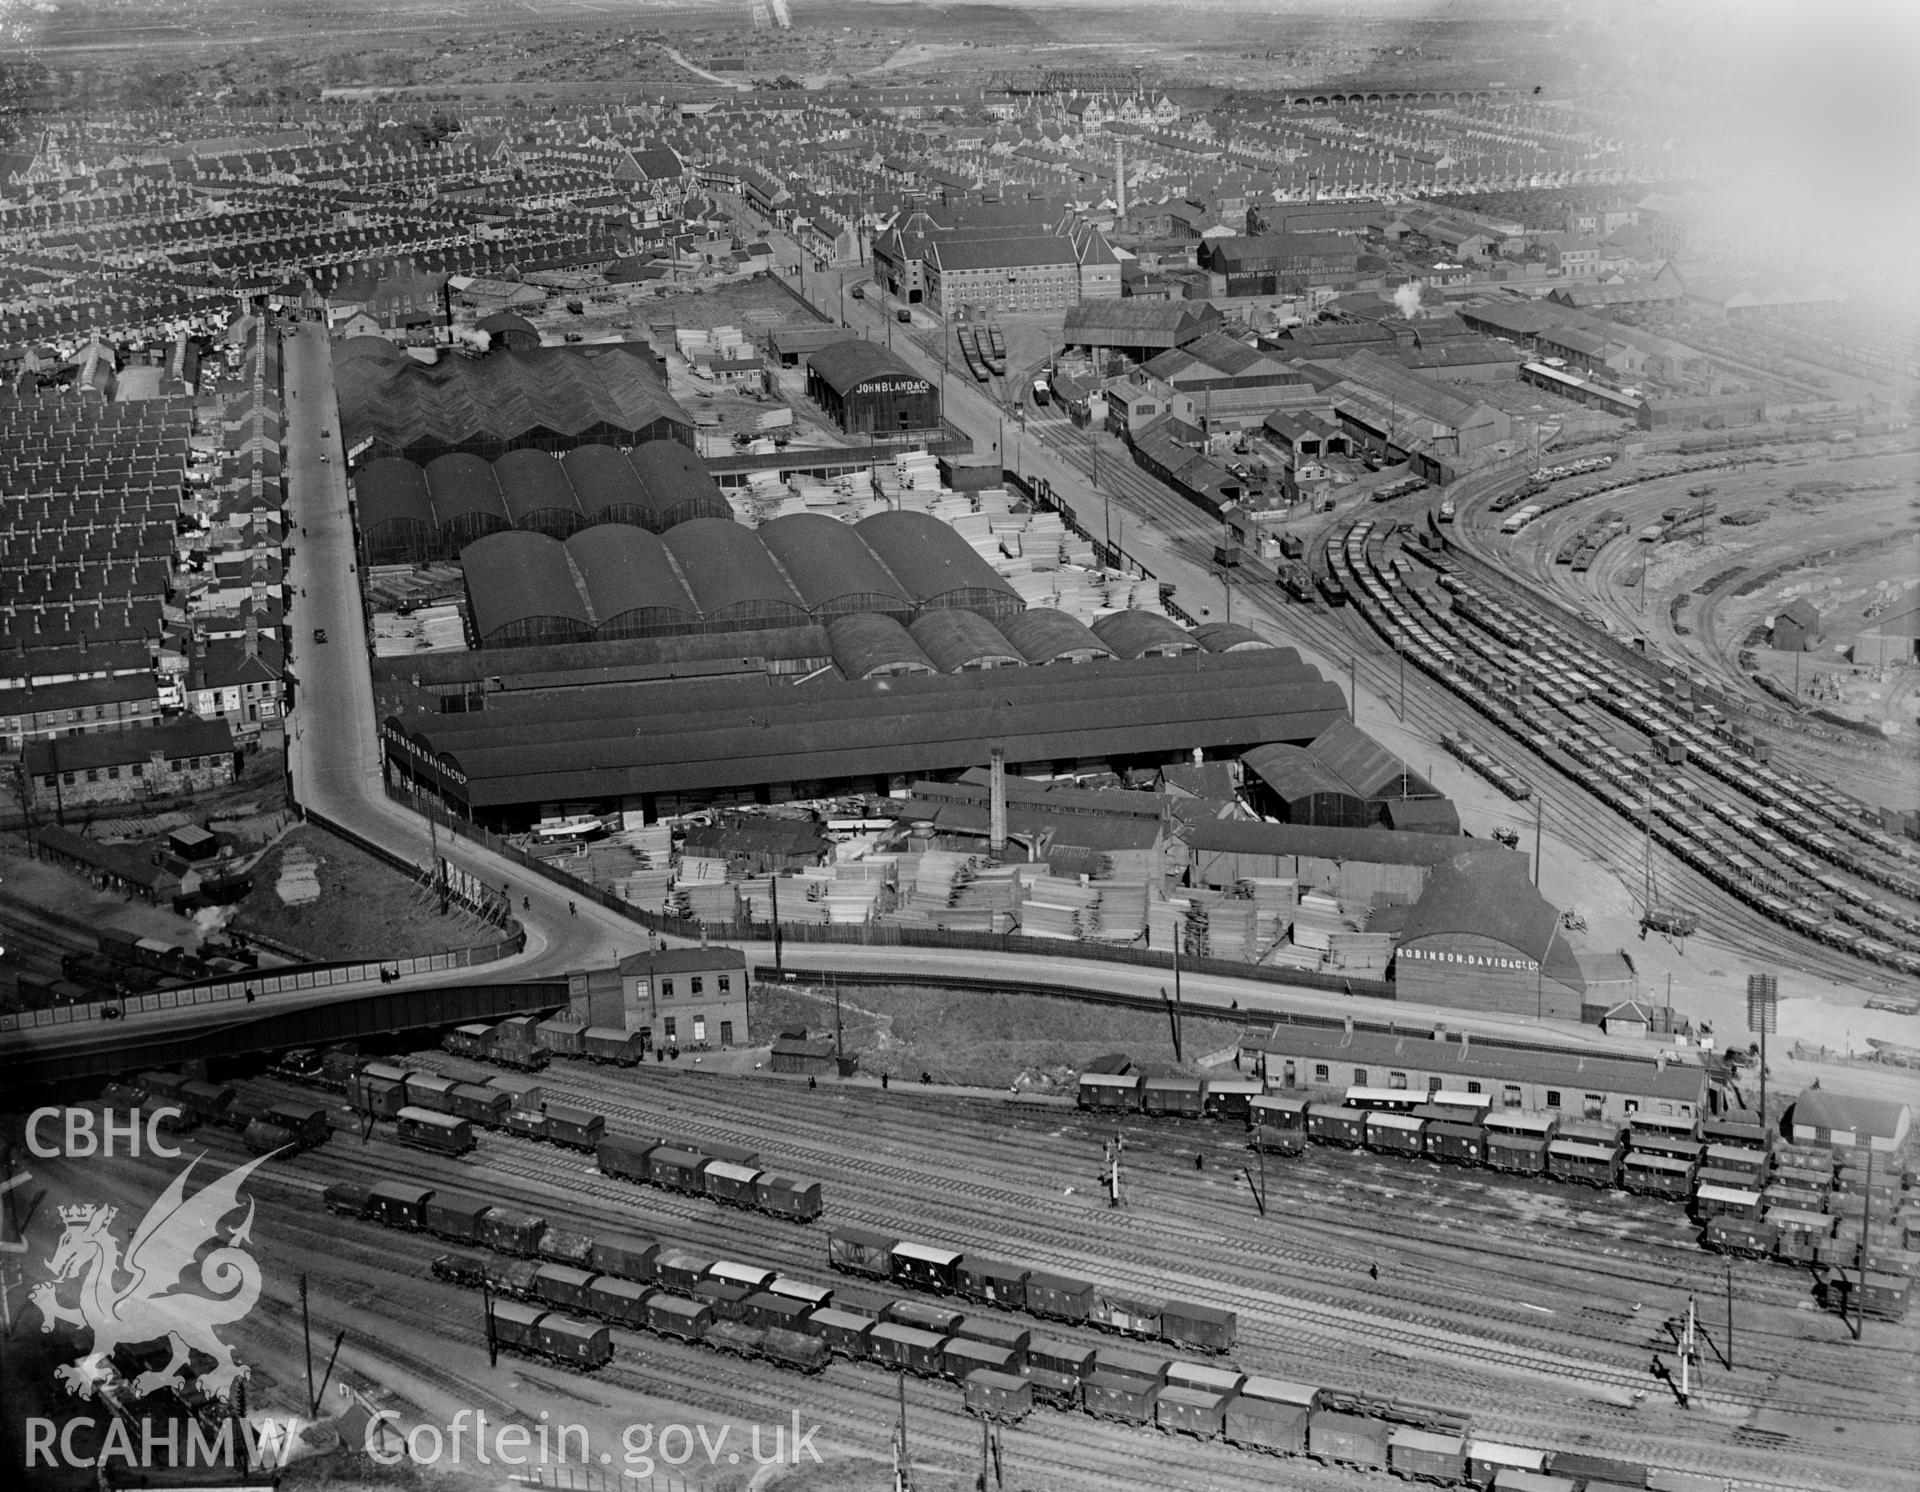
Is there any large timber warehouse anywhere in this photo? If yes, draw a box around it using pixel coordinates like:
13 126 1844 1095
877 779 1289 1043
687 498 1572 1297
805 342 941 437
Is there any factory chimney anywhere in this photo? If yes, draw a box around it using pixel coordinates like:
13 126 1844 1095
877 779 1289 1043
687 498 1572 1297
988 745 1008 857
1114 140 1126 226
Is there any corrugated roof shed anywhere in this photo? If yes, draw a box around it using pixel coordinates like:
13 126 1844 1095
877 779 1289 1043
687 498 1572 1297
1178 818 1508 869
826 613 937 678
462 530 593 639
998 608 1114 664
1091 610 1199 658
909 609 1023 672
1398 852 1581 989
662 518 809 621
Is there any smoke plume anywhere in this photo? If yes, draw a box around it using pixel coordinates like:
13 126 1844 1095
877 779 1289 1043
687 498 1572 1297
1393 281 1423 319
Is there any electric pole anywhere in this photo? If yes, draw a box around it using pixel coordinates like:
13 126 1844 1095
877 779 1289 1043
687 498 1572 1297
1747 975 1775 1149
301 1274 315 1418
893 1372 913 1492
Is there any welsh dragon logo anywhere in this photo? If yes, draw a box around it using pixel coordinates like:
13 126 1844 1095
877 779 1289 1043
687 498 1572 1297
29 1150 276 1401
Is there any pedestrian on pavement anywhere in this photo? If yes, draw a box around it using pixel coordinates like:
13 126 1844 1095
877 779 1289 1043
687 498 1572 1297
568 900 577 917
808 1075 817 1091
1369 1263 1379 1281
1194 1153 1205 1171
881 1073 889 1091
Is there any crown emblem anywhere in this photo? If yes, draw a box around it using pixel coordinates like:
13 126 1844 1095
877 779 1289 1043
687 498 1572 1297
59 1204 111 1226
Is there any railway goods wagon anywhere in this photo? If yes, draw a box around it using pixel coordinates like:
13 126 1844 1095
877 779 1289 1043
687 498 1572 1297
487 1301 550 1359
1703 1143 1768 1179
323 1181 373 1218
1486 1131 1549 1175
1156 1385 1230 1439
264 1102 331 1148
1547 1139 1622 1187
1251 1096 1309 1154
1424 1120 1486 1167
806 1307 875 1359
1694 1183 1764 1224
443 1024 493 1060
754 1174 824 1222
1365 1111 1427 1157
886 1299 963 1335
1224 1385 1311 1456
539 1227 595 1268
1346 1085 1424 1114
1077 1072 1143 1111
867 1322 948 1377
942 1336 1019 1382
179 1080 235 1124
1389 1427 1469 1484
1818 1268 1911 1321
1159 1300 1237 1355
1766 1210 1829 1264
1306 1103 1367 1148
352 1074 410 1120
364 1180 433 1231
447 1082 511 1128
957 1256 1028 1310
648 1146 709 1195
962 1368 1033 1423
483 1074 544 1112
762 1327 829 1374
1704 1217 1777 1259
1142 1077 1206 1119
487 1019 552 1072
1701 1115 1768 1150
596 1135 655 1182
709 1261 777 1293
703 1161 763 1209
506 1108 549 1143
705 1320 765 1359
424 1192 493 1244
534 1264 598 1313
137 1071 193 1109
1088 1290 1161 1339
580 1026 647 1065
953 1316 1030 1368
695 1275 744 1321
402 1072 460 1114
1308 1409 1390 1470
396 1107 474 1156
1647 1474 1723 1492
537 1313 614 1370
1168 1361 1246 1397
769 1277 834 1310
536 1017 585 1057
654 1250 712 1296
1628 1133 1703 1165
740 1291 815 1334
696 1138 762 1168
892 1241 963 1293
584 1276 653 1329
644 1293 713 1342
243 1121 294 1155
1623 1153 1698 1199
1696 1164 1759 1193
1028 1339 1096 1408
1549 1451 1648 1486
542 1105 606 1151
431 1252 488 1288
1469 1441 1551 1484
1494 1473 1579 1492
480 1206 547 1257
1093 1346 1169 1384
483 1258 542 1300
828 1227 898 1280
1629 1112 1700 1145
1204 1078 1263 1121
1083 1369 1161 1425
1025 1270 1096 1322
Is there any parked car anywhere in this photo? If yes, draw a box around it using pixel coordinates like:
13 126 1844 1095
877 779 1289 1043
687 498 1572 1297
313 628 328 644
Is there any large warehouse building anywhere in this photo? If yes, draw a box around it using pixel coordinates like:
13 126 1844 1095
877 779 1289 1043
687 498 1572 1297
382 647 1349 824
357 442 733 564
805 342 941 437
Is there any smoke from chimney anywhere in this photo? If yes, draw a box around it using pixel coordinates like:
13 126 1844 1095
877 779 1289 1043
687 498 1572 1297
1393 281 1423 320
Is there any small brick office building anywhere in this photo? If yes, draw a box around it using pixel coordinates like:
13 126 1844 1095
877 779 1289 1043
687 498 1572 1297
615 945 751 1051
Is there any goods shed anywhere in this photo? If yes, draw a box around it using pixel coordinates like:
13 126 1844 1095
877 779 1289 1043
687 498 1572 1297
805 342 941 437
1392 853 1586 1021
857 510 1023 620
358 457 439 565
564 525 700 639
463 531 594 649
495 448 587 538
661 518 810 628
826 613 938 679
627 441 733 530
476 311 541 353
563 443 655 527
1091 610 1200 659
999 609 1115 665
758 513 914 620
1242 743 1369 827
425 453 509 550
909 610 1025 672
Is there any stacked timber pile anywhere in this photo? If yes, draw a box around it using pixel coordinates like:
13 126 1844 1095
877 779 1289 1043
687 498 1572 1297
1016 875 1100 941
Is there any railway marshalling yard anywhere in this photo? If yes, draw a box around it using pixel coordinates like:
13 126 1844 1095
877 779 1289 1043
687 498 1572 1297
31 1051 1919 1492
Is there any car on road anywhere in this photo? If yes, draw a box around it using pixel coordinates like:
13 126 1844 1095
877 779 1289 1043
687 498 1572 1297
313 628 328 644
320 453 330 463
849 284 864 299
897 309 911 323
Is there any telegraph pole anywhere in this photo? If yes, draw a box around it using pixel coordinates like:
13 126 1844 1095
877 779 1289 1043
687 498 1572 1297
1856 1145 1875 1341
1747 975 1775 1149
893 1372 913 1492
1725 1257 1735 1370
1533 797 1543 889
300 1274 315 1418
770 873 783 972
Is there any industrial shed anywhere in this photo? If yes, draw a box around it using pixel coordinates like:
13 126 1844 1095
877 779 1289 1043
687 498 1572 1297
1091 610 1200 659
1192 622 1270 652
383 649 1351 823
565 525 699 638
358 456 438 564
1241 743 1369 827
857 510 1022 620
909 610 1024 672
627 441 733 530
1392 852 1587 1021
476 311 541 353
462 530 594 649
563 443 656 526
826 613 937 679
495 447 587 537
1181 820 1511 904
758 513 914 620
660 518 810 628
805 341 941 437
425 453 510 549
998 609 1115 665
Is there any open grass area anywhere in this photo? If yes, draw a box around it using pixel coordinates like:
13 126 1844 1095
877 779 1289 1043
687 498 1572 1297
750 980 1251 1092
229 825 502 963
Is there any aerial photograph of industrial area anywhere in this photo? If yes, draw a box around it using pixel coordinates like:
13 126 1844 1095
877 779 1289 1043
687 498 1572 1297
0 0 1914 1487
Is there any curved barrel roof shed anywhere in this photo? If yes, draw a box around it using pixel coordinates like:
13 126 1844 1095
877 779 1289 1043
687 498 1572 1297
759 513 914 620
858 510 1022 620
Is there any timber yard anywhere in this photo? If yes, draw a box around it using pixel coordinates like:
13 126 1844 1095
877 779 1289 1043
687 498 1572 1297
0 3 1917 1491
